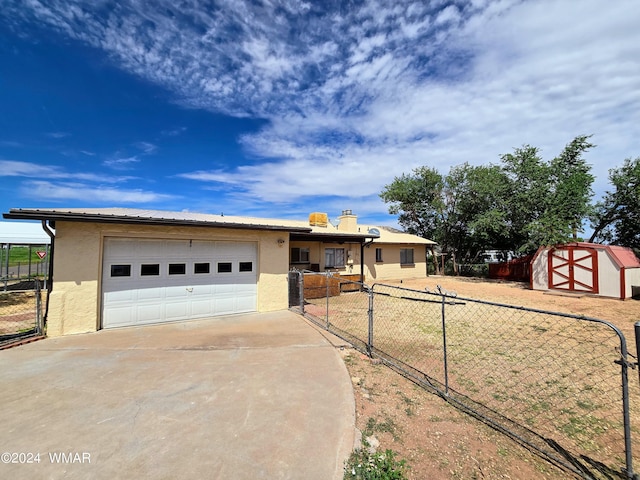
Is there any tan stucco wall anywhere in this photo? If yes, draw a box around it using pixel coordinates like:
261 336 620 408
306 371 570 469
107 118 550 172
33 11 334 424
289 241 427 281
47 221 289 336
363 244 427 280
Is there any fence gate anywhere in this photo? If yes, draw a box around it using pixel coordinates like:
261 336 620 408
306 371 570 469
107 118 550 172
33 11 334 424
0 282 43 347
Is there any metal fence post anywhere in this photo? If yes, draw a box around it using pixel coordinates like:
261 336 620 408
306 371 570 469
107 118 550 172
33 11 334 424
325 271 330 328
35 281 42 335
440 287 450 396
635 322 640 388
298 271 305 314
367 287 374 356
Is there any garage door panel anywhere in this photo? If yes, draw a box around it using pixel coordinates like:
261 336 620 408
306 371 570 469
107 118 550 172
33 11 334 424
104 289 136 303
165 286 190 299
103 306 135 326
191 299 214 316
165 303 189 320
137 287 165 301
102 238 257 328
214 298 237 315
137 304 164 323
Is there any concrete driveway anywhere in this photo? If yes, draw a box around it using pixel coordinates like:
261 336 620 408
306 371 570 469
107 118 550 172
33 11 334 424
0 311 355 479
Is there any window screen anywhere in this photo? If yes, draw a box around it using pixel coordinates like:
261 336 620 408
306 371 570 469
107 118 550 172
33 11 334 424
400 249 414 265
325 248 345 268
291 247 310 263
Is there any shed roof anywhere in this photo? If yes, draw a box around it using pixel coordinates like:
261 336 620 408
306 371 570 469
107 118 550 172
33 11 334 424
540 242 640 269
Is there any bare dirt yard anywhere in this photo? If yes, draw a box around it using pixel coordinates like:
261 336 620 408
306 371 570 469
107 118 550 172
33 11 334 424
340 276 640 480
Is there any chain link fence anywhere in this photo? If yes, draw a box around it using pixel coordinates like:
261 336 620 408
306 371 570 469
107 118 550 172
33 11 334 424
1 243 50 292
289 270 640 480
0 281 43 347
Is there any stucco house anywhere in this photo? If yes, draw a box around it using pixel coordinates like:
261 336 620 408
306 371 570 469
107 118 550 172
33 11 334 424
289 210 436 280
3 207 435 336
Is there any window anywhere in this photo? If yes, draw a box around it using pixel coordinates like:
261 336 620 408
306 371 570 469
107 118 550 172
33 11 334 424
325 248 345 268
217 262 232 273
400 248 414 265
111 264 131 277
194 263 210 274
375 248 383 263
168 263 186 275
239 261 253 272
291 247 310 263
141 264 160 276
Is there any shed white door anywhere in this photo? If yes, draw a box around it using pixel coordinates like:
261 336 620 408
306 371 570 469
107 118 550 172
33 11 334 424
102 238 257 328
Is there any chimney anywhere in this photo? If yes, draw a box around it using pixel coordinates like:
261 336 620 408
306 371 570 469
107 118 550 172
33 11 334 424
337 209 357 232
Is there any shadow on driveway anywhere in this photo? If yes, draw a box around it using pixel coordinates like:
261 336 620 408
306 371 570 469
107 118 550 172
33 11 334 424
0 311 355 479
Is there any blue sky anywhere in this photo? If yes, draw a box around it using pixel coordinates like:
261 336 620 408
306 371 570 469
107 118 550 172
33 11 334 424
1 0 639 228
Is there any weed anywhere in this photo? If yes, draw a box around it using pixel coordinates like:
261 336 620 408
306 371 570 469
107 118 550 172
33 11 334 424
344 439 409 480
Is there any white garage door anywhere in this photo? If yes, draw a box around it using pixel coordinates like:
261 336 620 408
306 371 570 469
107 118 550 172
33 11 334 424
102 238 257 328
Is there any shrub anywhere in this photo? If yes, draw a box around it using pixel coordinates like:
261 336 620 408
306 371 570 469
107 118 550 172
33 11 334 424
344 442 408 480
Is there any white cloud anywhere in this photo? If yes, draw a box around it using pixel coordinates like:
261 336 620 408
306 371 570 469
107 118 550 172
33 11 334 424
45 131 71 139
0 160 64 177
22 181 175 204
0 159 134 183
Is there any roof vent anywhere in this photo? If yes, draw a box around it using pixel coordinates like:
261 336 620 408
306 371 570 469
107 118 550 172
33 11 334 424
342 209 353 216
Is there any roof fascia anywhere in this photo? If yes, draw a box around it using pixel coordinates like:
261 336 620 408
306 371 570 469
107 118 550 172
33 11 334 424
3 210 311 233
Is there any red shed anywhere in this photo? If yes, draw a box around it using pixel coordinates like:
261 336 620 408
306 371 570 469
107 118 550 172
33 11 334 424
530 242 640 300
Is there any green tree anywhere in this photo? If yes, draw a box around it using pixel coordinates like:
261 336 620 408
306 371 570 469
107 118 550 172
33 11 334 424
547 134 595 240
500 136 595 253
381 135 598 273
499 145 551 253
379 167 446 273
379 166 445 240
380 164 510 273
589 157 640 251
443 163 511 262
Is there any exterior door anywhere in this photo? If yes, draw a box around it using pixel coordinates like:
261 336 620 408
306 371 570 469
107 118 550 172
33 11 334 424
548 245 598 293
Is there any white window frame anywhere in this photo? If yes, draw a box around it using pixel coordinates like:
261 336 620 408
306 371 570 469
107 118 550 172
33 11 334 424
325 248 345 268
